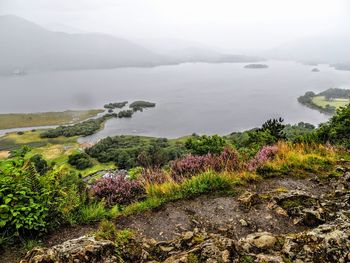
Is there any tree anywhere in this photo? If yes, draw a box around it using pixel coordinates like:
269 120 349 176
29 154 49 175
185 135 227 155
316 104 350 148
260 118 286 140
68 153 93 170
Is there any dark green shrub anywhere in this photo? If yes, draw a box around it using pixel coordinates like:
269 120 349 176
29 154 49 175
68 153 93 170
185 135 227 155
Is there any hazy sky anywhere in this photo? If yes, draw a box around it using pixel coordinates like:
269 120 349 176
1 0 349 50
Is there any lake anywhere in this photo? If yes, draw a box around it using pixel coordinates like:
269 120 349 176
1 60 349 141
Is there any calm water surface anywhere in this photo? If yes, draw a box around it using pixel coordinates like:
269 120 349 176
1 60 349 141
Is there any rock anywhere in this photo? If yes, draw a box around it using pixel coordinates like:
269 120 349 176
182 231 194 241
20 236 116 263
159 245 175 252
256 254 284 263
239 219 249 227
239 232 277 252
251 234 277 249
238 191 260 208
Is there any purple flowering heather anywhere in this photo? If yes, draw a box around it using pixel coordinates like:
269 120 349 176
170 147 240 182
91 175 145 206
247 145 279 171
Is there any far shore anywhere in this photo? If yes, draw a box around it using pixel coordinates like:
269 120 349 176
0 109 104 130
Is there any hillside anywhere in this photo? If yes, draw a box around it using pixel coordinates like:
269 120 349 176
1 105 350 262
0 15 164 74
0 15 264 74
265 35 350 67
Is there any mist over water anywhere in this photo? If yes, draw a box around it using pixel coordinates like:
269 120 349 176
1 60 348 139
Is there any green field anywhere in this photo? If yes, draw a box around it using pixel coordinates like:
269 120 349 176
0 130 115 176
312 96 349 109
0 109 104 129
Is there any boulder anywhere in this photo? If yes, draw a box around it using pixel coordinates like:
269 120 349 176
20 236 117 263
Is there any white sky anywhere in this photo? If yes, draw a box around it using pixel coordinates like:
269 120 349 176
1 0 349 50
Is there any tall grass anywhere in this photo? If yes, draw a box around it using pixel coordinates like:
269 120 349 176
121 171 245 216
256 141 338 177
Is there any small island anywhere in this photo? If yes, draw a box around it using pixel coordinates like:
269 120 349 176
129 101 156 112
298 88 350 114
311 68 320 72
244 64 269 69
104 101 128 109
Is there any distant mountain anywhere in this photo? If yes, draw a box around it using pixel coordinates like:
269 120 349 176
265 35 350 67
0 15 164 74
0 15 264 74
166 47 264 64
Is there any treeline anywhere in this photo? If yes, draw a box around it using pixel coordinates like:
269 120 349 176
298 91 336 114
129 101 156 112
319 88 350 100
40 117 107 138
40 101 154 138
104 101 128 109
85 136 185 169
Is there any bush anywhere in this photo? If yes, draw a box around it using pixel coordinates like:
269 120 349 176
247 145 279 171
40 117 109 138
170 147 240 182
86 136 186 169
316 104 350 148
68 153 93 170
29 154 50 175
141 169 170 184
91 176 145 207
185 135 227 155
95 220 117 241
259 118 286 140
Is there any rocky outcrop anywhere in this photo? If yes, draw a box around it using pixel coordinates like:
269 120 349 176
20 236 117 263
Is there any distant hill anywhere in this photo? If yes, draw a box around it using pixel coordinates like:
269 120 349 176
0 15 264 74
265 35 350 68
0 15 164 74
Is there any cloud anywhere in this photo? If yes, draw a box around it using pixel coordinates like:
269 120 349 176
1 0 348 50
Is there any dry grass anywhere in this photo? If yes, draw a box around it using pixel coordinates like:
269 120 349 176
0 109 104 129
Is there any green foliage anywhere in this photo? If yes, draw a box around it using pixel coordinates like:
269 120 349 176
319 88 350 100
316 104 350 148
74 201 110 224
86 136 186 169
40 117 109 138
118 110 133 118
260 118 286 140
104 101 128 109
20 239 43 253
297 90 344 114
95 220 118 241
0 160 51 235
0 151 90 245
129 101 156 112
29 154 50 175
68 153 93 170
122 172 240 216
185 135 227 155
284 122 315 141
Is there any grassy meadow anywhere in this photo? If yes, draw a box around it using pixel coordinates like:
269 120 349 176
312 95 349 109
0 130 115 176
0 109 104 129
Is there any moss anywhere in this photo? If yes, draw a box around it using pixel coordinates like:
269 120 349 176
274 187 289 193
95 220 118 241
239 255 256 263
279 197 316 210
188 253 199 263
